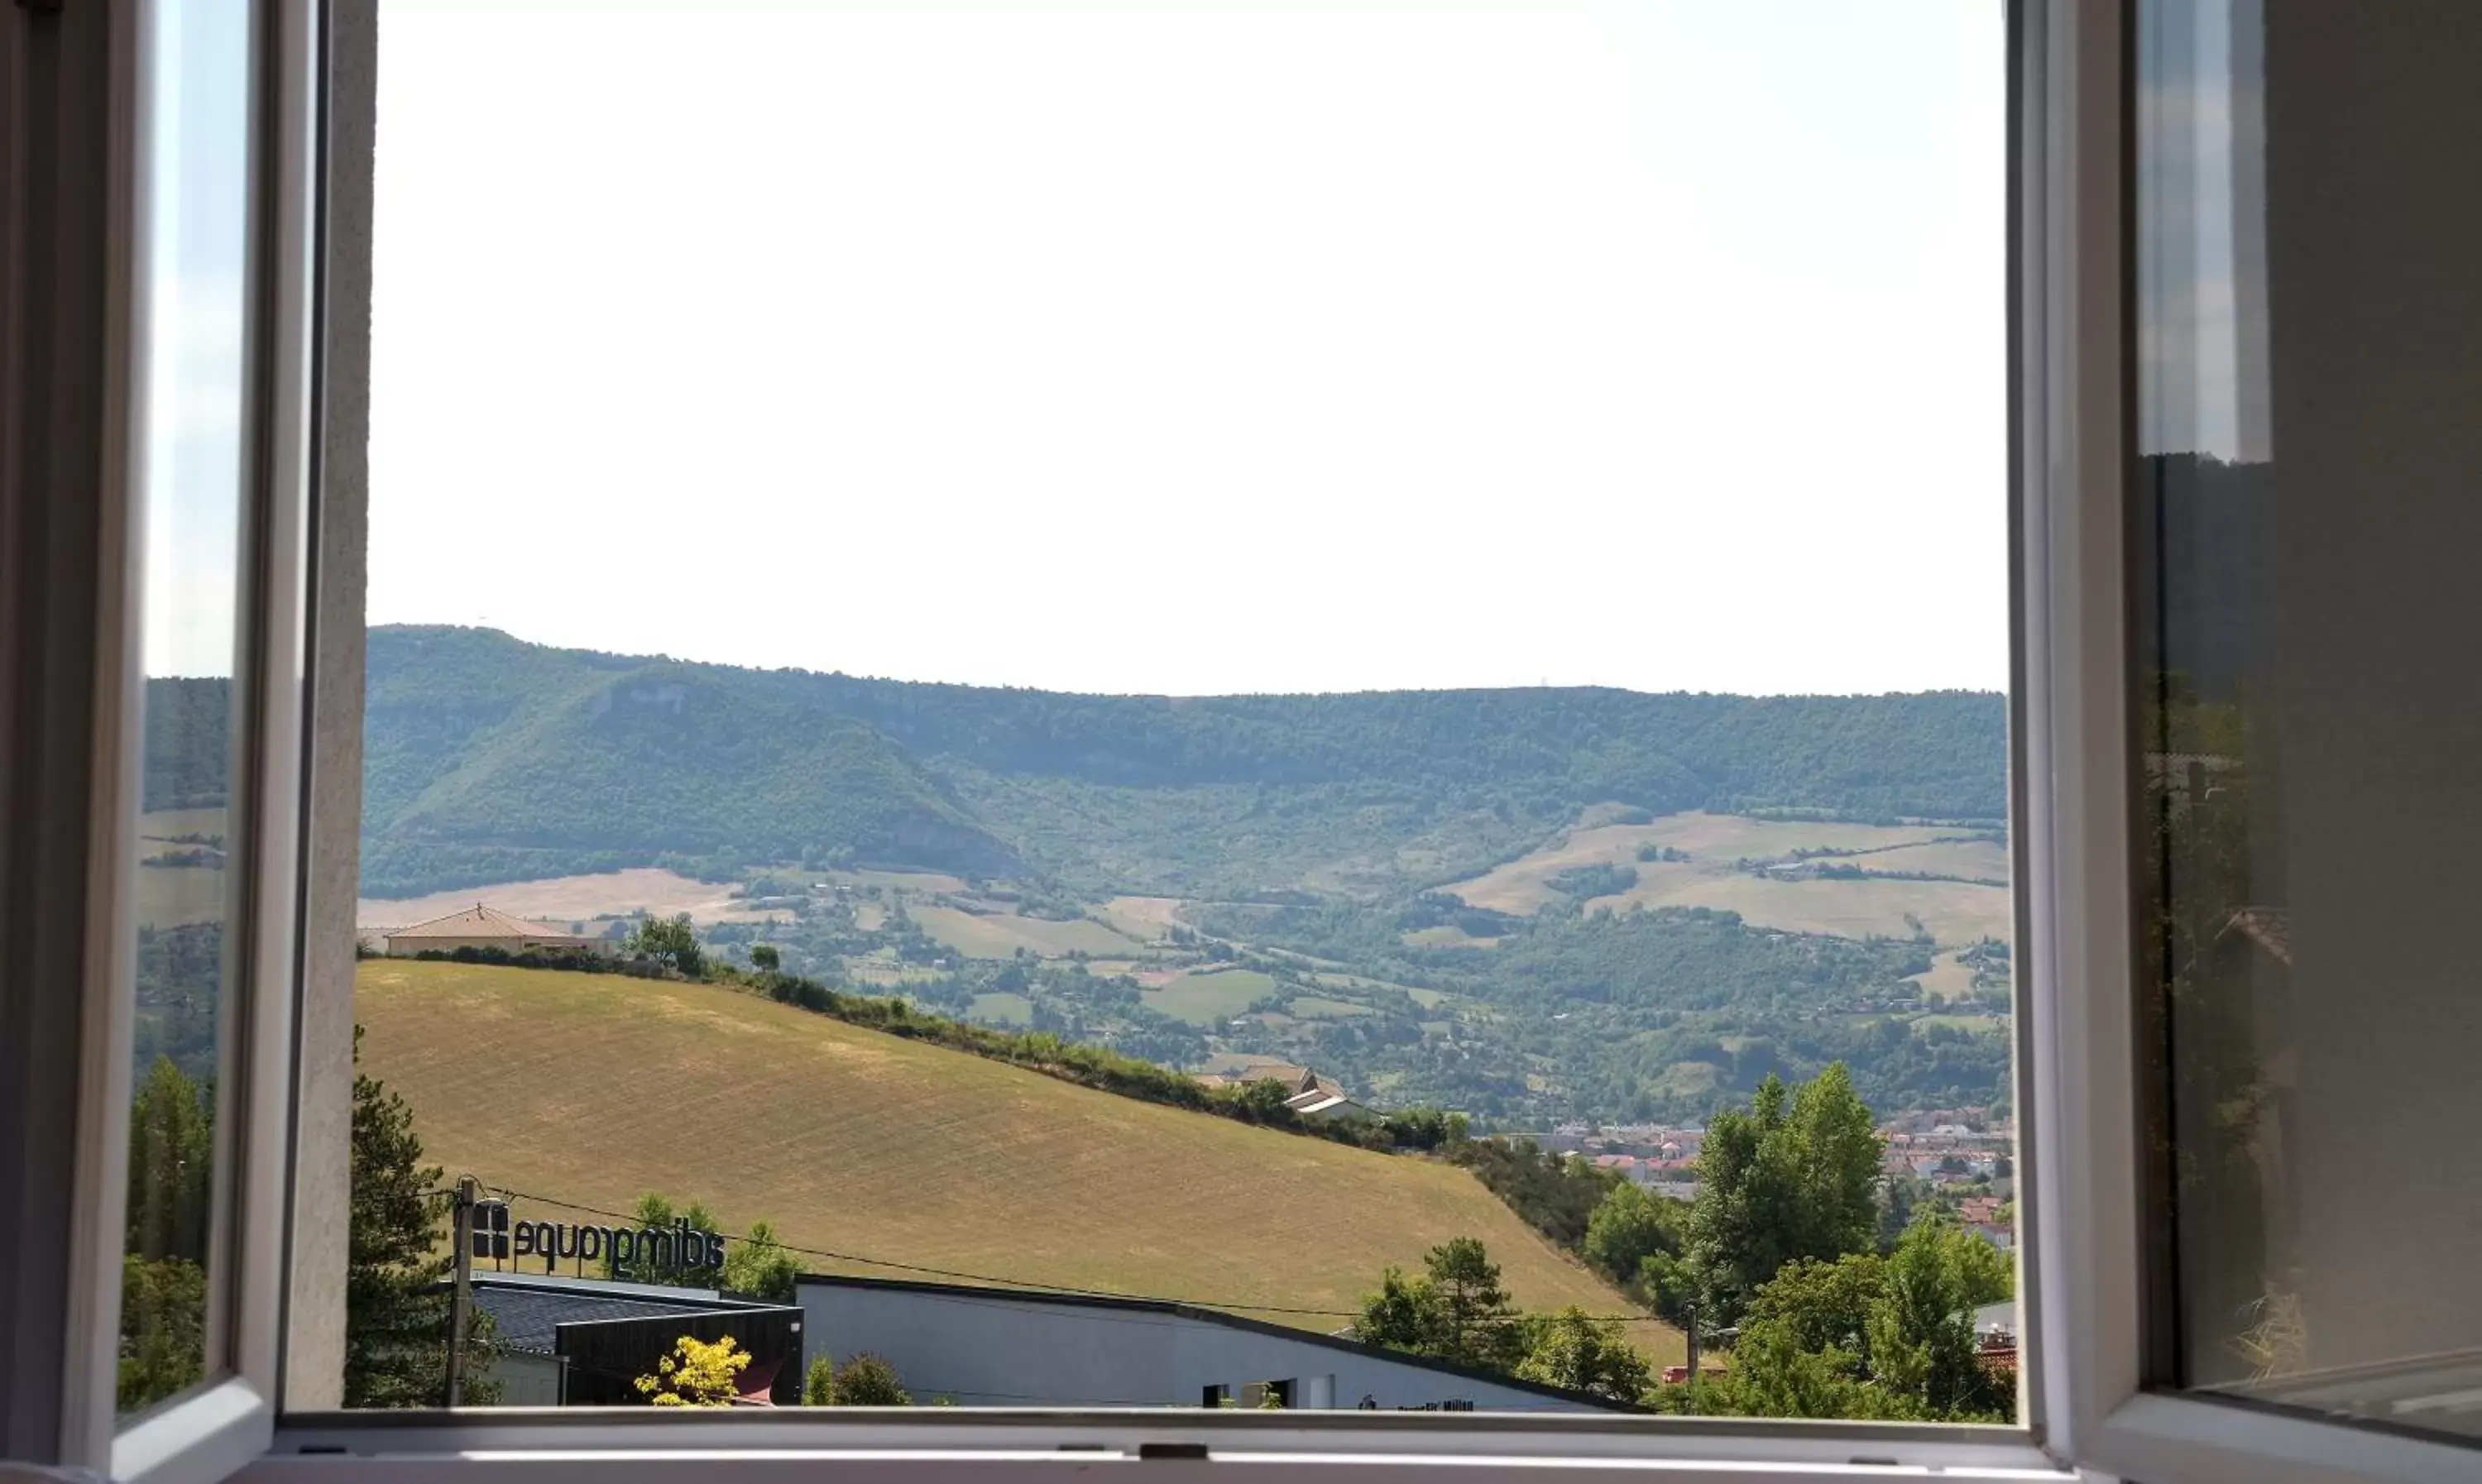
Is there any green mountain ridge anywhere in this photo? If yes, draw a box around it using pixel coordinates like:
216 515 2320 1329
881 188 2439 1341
360 625 2005 899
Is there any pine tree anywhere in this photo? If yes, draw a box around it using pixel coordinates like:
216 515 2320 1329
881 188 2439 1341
118 1056 216 1411
126 1056 213 1261
1354 1238 1526 1373
344 1027 499 1406
1421 1237 1524 1371
721 1219 799 1301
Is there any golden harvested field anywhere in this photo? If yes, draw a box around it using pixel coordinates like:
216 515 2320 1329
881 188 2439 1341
1143 969 1280 1025
355 960 1676 1361
910 905 1143 960
136 864 224 929
1289 996 1375 1019
967 991 1033 1025
823 868 972 896
1443 812 2010 946
1620 874 2014 946
1098 895 1186 941
137 807 232 924
1445 813 1959 915
1846 840 2010 883
1906 950 1980 1003
138 807 228 841
357 868 783 933
1912 1013 2007 1032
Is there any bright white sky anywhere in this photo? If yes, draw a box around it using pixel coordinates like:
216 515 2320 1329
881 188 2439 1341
368 0 2005 697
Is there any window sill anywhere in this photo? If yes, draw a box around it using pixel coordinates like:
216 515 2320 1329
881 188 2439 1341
2085 1390 2482 1484
238 1412 2068 1484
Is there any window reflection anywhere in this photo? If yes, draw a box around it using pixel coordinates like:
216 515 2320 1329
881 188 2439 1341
119 0 255 1419
2137 0 2482 1443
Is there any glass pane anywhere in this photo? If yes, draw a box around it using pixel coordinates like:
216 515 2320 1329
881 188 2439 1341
118 0 256 1421
2135 0 2482 1444
339 0 2013 1419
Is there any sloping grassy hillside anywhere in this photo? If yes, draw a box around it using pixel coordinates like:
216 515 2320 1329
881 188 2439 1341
355 960 1680 1363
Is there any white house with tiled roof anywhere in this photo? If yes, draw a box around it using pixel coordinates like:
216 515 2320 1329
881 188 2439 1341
381 903 603 957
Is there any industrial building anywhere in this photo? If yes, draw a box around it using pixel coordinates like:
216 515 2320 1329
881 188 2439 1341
464 1273 803 1405
795 1274 1628 1412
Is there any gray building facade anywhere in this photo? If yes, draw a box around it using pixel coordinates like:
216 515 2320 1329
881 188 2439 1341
797 1275 1627 1413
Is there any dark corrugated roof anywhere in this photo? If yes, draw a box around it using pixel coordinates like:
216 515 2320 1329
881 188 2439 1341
469 1282 757 1354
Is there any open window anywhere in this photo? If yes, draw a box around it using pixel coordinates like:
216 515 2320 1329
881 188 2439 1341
2 1 319 1482
9 2 2482 1483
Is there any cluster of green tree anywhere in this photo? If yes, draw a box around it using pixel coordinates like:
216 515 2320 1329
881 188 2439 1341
122 1031 503 1411
408 943 651 976
1660 1215 2014 1420
141 677 232 811
1355 1238 1653 1403
134 922 222 1083
1174 898 2005 1124
1358 1070 2017 1420
120 1058 215 1410
1948 938 2013 1010
359 625 2003 898
142 846 225 869
1443 1138 1623 1249
1797 862 2008 888
1580 1181 1690 1316
1389 892 1526 941
1785 831 2003 863
360 663 1019 897
590 1191 802 1301
1659 1066 2012 1420
1636 844 1689 862
1548 863 1638 898
120 918 250 1409
1487 905 1931 1013
346 1027 508 1408
1739 807 2005 830
2134 673 2284 1369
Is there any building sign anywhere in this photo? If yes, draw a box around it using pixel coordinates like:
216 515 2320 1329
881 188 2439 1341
470 1199 726 1274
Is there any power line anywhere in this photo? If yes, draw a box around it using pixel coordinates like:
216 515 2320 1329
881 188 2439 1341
479 1185 1674 1324
485 1186 1361 1315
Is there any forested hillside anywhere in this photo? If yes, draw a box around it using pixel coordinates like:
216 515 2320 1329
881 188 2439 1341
143 677 232 811
350 626 2011 1124
362 626 2003 898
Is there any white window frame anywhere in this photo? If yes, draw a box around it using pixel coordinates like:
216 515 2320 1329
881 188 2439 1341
29 0 322 1482
17 1 2480 1482
2016 5 2482 1484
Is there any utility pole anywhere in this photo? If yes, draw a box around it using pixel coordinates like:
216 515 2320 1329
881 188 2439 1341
447 1175 476 1407
1682 1301 1699 1406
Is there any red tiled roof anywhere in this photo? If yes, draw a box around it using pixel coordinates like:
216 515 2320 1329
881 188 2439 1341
386 903 591 942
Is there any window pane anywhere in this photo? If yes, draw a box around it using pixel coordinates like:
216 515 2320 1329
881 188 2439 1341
2135 0 2482 1444
118 0 256 1422
334 0 2013 1419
